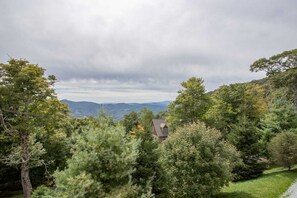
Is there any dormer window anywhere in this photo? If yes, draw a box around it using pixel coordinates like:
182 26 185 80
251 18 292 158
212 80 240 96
160 123 168 136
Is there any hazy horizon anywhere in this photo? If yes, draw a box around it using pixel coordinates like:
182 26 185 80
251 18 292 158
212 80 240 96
61 98 172 104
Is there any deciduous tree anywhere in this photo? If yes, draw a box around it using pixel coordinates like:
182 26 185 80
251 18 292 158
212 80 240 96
167 77 211 129
162 122 239 197
268 131 297 170
0 59 68 198
206 83 267 137
250 49 297 108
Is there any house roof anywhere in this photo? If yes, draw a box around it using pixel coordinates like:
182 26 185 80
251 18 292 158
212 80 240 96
152 119 169 137
160 123 167 128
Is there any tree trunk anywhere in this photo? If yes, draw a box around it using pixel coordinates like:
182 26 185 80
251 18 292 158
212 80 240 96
21 132 32 198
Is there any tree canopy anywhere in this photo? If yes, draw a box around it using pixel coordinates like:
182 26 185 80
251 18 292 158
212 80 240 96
250 49 297 106
167 77 211 129
250 49 297 74
33 120 143 198
268 131 297 170
0 59 69 198
206 83 267 136
162 122 239 198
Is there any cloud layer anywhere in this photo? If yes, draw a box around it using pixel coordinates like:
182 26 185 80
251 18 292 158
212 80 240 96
1 0 296 102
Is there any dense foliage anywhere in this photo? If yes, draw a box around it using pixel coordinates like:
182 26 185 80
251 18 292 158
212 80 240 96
167 77 211 129
33 120 144 198
132 128 166 196
122 111 140 133
162 122 239 198
260 98 297 156
206 83 267 180
0 59 69 198
260 98 297 136
250 48 297 107
206 83 267 136
268 131 297 170
229 118 266 180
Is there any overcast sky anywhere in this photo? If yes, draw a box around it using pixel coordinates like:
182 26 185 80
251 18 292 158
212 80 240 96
0 0 296 103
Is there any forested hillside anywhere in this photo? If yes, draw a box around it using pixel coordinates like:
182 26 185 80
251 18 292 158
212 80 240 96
62 99 169 120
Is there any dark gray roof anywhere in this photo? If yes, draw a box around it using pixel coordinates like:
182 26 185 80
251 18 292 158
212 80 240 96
152 119 169 137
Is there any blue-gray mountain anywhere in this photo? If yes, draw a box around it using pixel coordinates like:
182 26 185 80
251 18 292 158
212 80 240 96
61 99 170 121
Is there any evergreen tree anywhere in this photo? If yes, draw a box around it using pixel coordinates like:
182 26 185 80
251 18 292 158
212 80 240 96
260 97 297 156
33 120 142 198
229 117 265 180
132 128 166 196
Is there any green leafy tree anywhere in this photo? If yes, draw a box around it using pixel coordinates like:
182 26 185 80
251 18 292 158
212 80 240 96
250 48 297 107
0 59 69 198
162 122 239 198
206 83 267 137
167 77 211 129
29 98 71 186
1 134 46 169
268 131 297 170
34 120 142 198
122 111 140 133
138 108 155 131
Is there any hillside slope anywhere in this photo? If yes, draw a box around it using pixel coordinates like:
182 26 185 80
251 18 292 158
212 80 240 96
62 99 170 121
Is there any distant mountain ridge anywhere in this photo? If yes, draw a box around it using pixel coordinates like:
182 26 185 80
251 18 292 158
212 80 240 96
61 99 170 121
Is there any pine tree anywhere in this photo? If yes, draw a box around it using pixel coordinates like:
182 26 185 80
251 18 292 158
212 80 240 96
33 120 141 198
132 128 166 196
260 97 297 156
229 117 265 180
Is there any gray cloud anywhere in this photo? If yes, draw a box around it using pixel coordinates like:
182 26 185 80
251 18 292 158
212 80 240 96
0 0 296 102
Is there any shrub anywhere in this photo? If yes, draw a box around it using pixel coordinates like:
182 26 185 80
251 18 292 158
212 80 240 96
31 185 54 198
268 131 297 170
162 122 239 198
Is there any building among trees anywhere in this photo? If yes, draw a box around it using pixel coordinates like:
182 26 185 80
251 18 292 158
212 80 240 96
152 119 169 141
